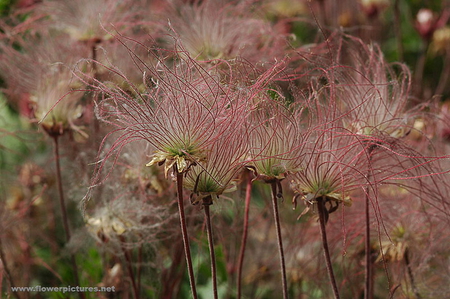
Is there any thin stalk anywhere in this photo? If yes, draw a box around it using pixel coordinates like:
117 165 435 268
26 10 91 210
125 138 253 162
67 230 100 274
161 239 185 299
364 187 373 299
414 40 430 100
52 136 84 299
0 239 22 299
404 249 422 299
119 236 139 299
137 242 143 296
317 197 340 299
435 49 450 96
203 199 218 299
365 147 375 299
175 166 198 299
270 181 288 299
394 0 404 62
237 171 253 299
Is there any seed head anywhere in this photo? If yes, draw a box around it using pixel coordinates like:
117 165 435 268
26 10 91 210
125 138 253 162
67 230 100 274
337 37 412 140
0 33 88 136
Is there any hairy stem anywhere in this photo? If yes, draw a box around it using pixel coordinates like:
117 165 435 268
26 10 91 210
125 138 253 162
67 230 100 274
0 239 22 299
364 187 373 299
119 236 139 299
203 199 218 299
237 171 253 299
52 136 84 299
404 249 422 299
270 181 288 299
317 197 340 299
365 147 375 299
175 167 198 299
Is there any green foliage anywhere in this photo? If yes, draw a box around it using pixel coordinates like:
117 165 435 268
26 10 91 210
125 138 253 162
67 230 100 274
0 0 14 17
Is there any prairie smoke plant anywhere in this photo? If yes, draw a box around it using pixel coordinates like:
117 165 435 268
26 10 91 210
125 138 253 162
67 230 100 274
86 45 235 180
290 130 365 221
246 99 306 299
291 128 368 299
183 127 248 205
163 0 286 63
333 37 430 298
83 38 268 299
338 38 411 142
0 32 90 294
86 197 172 299
183 125 248 299
248 101 304 183
0 33 88 136
38 0 147 44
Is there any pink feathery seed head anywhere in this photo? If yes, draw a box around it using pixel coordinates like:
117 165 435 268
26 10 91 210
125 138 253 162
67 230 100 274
183 118 249 205
85 194 175 250
94 35 159 91
248 98 307 183
334 36 412 141
111 140 172 197
37 0 150 44
0 32 90 136
290 128 370 220
162 0 288 63
81 33 257 191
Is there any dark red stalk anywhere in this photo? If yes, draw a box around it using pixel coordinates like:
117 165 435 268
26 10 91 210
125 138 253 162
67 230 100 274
365 146 375 299
236 171 253 299
0 239 22 299
404 249 422 299
161 239 185 299
203 198 218 299
137 241 143 296
317 196 340 299
270 180 288 299
52 136 84 299
364 185 373 299
175 166 198 299
394 0 404 62
435 49 450 96
413 40 430 100
119 236 139 299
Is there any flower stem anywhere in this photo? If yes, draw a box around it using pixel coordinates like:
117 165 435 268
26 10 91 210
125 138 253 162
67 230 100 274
364 188 373 299
52 136 84 299
317 196 340 299
119 236 139 299
365 147 375 299
393 0 404 62
0 239 22 299
404 249 422 299
203 198 218 299
270 181 288 299
175 167 198 299
237 171 253 299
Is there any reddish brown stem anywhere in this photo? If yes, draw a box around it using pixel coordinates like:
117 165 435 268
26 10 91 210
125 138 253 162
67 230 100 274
119 236 139 299
52 136 84 299
203 201 218 299
365 147 375 299
270 181 288 299
404 249 422 299
0 239 22 299
236 172 252 299
175 167 198 299
317 197 340 299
